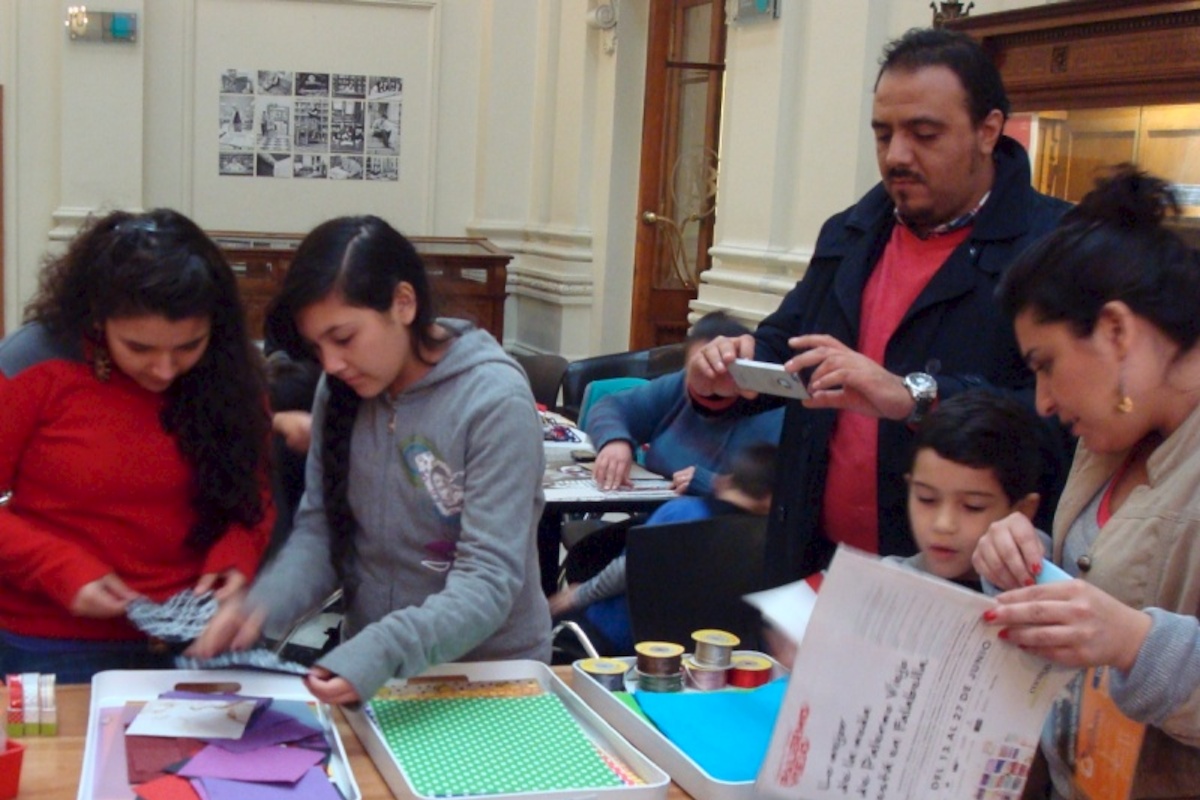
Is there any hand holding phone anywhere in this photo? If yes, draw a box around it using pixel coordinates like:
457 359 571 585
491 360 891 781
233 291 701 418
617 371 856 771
727 358 810 400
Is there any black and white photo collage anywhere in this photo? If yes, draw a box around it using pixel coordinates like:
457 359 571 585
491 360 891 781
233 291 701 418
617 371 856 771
218 69 402 181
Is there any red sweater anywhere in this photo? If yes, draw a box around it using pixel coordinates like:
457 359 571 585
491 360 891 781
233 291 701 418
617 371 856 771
821 224 970 553
0 325 272 641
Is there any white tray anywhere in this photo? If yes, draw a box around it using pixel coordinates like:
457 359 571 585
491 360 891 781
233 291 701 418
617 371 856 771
78 670 361 800
343 660 670 800
572 653 788 800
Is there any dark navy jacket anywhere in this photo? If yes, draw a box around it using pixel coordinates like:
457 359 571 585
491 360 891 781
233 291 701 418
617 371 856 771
740 136 1072 583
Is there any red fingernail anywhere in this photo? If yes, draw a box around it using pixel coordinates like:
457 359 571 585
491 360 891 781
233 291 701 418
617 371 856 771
1023 577 1036 587
982 609 997 622
1030 562 1042 576
998 629 1010 640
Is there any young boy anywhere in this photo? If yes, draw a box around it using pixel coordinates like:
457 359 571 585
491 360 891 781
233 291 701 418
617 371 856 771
899 390 1048 591
766 392 1050 669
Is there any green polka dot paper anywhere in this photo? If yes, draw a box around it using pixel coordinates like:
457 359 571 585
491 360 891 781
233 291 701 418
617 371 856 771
369 694 627 796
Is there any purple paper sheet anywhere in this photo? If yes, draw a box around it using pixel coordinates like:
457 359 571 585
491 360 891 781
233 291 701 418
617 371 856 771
203 707 324 753
195 767 343 800
177 743 324 783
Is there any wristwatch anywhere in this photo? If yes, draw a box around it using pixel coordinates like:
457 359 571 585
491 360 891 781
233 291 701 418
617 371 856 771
903 372 938 425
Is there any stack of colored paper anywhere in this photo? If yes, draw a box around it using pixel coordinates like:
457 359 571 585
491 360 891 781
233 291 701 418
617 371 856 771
115 690 342 800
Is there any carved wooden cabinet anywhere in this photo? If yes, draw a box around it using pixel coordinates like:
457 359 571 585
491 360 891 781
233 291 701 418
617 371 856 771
948 1 1200 111
210 231 512 342
949 1 1200 242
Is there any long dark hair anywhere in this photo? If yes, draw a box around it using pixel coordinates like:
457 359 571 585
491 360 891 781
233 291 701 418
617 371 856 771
24 208 270 551
268 215 447 573
998 165 1200 353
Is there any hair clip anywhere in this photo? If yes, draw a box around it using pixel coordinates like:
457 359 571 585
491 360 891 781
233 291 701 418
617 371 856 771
116 216 158 235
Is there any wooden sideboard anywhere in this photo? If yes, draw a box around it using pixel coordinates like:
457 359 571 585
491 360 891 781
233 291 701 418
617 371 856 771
209 231 512 342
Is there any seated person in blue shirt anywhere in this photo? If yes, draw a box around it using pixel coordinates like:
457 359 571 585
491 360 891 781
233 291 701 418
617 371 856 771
552 442 778 654
588 311 784 495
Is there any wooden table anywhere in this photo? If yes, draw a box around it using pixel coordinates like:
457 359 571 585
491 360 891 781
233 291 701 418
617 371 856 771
13 666 694 800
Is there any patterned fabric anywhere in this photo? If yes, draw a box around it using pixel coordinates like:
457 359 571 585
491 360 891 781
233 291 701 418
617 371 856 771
126 591 219 643
175 649 310 676
894 190 991 238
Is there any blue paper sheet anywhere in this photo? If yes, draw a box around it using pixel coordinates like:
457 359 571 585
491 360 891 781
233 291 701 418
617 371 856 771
634 678 788 782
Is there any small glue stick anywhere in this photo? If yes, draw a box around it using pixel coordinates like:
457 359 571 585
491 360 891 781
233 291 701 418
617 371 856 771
4 675 23 738
39 674 57 736
21 673 39 736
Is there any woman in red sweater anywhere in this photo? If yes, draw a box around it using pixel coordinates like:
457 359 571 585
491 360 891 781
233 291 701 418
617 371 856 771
0 209 274 682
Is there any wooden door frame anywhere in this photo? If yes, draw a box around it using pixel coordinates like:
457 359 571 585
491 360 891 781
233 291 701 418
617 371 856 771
629 1 672 350
629 0 726 350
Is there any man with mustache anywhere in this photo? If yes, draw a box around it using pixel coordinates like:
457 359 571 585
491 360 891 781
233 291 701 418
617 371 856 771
687 27 1070 584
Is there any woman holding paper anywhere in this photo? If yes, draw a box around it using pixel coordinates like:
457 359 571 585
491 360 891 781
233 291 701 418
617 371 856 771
974 167 1200 798
0 209 274 682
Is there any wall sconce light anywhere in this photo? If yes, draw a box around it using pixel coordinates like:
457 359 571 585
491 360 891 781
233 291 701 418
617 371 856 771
931 1 974 28
65 5 138 42
66 6 89 38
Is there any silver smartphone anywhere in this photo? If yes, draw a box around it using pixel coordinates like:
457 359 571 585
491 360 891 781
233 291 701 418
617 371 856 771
727 358 810 400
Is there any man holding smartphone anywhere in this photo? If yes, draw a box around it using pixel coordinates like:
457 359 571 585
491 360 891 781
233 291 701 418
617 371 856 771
687 28 1070 583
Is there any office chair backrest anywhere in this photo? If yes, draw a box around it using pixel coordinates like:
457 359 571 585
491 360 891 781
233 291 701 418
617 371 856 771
512 352 569 410
645 342 688 379
560 350 651 421
577 376 648 432
560 342 689 422
625 514 769 650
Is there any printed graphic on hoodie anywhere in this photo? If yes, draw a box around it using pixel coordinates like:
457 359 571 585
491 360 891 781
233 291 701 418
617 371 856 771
401 439 463 572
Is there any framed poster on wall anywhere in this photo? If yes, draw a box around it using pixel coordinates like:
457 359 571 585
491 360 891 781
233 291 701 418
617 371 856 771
192 0 437 234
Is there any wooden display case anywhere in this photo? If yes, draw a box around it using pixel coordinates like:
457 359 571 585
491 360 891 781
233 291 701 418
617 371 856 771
948 0 1200 244
210 231 512 342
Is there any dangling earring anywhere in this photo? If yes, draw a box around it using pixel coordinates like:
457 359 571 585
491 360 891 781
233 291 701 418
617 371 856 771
92 325 112 383
1115 375 1133 414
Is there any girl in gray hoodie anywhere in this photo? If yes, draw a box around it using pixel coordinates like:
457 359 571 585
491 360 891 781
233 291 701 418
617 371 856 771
191 215 551 703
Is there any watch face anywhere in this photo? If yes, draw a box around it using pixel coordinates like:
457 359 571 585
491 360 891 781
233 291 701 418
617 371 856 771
906 372 937 397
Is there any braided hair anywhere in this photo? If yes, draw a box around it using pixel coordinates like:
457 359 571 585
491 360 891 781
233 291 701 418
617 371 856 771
267 216 446 575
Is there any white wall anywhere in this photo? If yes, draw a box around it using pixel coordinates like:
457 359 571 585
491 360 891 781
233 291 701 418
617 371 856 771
1 0 1054 352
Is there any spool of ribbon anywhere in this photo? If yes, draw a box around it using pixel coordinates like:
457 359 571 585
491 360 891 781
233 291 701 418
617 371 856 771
691 628 740 668
578 657 630 691
635 641 685 693
635 641 684 676
728 654 773 688
683 655 729 691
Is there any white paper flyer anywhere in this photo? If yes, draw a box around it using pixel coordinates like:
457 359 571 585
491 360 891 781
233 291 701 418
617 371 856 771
757 548 1078 800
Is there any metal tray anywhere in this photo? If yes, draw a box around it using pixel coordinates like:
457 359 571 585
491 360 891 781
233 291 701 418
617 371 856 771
344 660 670 800
572 653 788 800
78 670 360 800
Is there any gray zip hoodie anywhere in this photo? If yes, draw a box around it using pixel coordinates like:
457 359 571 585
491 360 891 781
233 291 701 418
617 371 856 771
250 320 552 700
